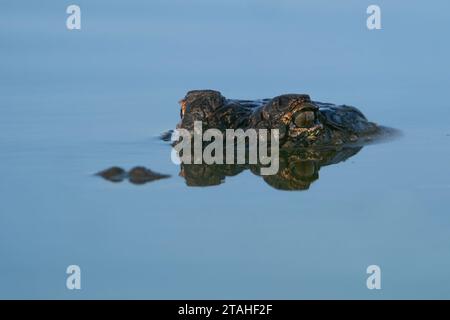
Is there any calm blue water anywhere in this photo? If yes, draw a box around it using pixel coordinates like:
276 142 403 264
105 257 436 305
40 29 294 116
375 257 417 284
1 0 450 299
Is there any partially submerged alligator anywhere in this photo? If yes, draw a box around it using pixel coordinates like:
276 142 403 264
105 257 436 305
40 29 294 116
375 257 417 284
176 90 384 148
97 90 396 190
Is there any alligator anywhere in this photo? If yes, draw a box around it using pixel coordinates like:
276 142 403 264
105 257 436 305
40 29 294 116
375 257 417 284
176 90 385 148
96 90 397 190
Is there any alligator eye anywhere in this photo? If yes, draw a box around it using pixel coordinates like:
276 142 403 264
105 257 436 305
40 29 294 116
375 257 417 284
294 111 315 128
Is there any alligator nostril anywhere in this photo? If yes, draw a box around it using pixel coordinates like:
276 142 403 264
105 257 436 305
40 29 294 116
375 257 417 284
294 111 315 128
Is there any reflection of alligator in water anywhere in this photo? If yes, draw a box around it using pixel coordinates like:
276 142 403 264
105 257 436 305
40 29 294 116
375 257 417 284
96 166 170 185
180 147 362 191
96 147 361 191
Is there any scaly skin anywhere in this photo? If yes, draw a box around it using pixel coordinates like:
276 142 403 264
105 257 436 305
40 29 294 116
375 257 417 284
178 90 380 148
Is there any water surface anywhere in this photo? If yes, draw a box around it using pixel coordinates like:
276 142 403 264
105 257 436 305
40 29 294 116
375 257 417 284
1 0 450 299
